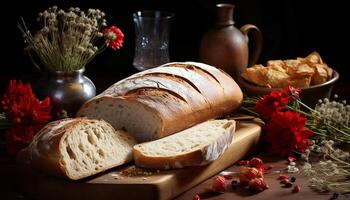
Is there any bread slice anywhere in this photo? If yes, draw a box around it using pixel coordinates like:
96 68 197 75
133 119 236 169
25 118 137 180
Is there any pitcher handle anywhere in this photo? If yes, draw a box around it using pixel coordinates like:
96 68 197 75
240 24 263 67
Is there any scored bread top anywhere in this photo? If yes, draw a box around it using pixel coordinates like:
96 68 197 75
77 62 242 141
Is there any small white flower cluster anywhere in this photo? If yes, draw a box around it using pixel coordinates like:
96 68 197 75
315 95 350 128
302 140 350 193
19 6 109 71
286 161 299 173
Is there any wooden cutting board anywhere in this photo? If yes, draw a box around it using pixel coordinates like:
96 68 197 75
18 121 261 200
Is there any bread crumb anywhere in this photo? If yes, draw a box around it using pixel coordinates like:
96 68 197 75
117 166 159 177
111 173 121 179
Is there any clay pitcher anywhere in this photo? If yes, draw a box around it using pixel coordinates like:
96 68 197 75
199 4 262 80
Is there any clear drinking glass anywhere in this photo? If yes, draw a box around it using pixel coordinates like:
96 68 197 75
132 11 174 71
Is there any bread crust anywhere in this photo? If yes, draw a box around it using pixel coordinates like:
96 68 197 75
77 62 243 141
133 120 236 169
25 118 136 180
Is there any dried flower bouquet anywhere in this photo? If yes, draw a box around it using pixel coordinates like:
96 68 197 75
18 6 124 72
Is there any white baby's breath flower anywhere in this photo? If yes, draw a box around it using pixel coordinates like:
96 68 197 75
87 49 95 56
302 139 350 194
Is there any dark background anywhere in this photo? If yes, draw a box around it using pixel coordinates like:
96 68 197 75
0 0 349 98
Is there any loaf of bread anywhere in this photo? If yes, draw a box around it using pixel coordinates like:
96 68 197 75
77 62 243 142
23 118 137 180
133 119 236 169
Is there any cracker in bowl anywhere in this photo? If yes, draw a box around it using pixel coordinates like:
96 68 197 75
241 51 331 88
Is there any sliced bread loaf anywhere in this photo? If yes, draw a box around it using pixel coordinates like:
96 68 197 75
133 119 236 169
25 118 137 180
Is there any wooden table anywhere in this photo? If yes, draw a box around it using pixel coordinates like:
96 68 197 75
1 153 349 200
175 156 350 200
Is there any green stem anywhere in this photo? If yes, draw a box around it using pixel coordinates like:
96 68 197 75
239 107 260 117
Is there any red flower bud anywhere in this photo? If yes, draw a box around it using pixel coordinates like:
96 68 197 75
212 176 227 193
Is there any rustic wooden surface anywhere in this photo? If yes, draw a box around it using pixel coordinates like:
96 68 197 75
175 157 350 200
16 121 261 200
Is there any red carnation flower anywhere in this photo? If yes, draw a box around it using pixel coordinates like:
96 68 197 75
103 26 124 50
255 86 300 120
1 80 52 156
263 111 314 156
1 80 51 125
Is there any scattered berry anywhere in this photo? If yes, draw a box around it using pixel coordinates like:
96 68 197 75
248 178 269 192
278 175 289 180
290 177 296 182
212 176 227 193
193 194 200 200
292 185 300 193
239 167 263 186
280 179 289 184
249 157 264 169
284 182 293 188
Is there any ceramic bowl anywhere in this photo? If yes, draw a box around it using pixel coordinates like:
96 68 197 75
238 69 339 108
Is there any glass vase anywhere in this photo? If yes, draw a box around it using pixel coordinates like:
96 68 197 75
33 68 96 117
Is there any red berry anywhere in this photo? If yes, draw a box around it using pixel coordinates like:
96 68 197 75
212 176 227 193
249 157 264 169
278 175 289 180
292 185 300 193
248 178 269 192
280 178 289 184
284 182 293 188
193 194 201 200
